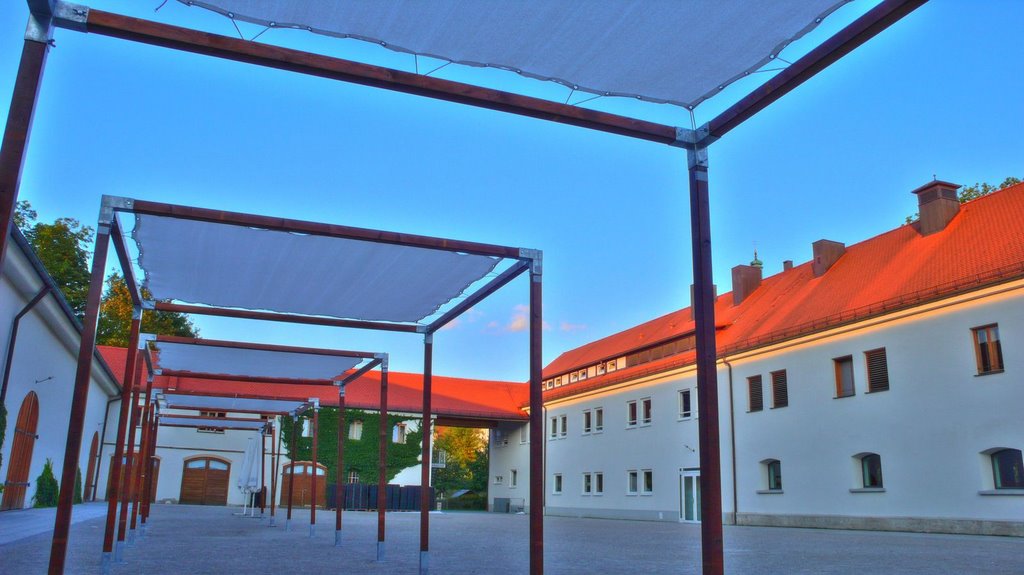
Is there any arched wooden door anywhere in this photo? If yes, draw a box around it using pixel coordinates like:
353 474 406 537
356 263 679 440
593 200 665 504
279 462 326 508
2 392 40 510
180 457 230 506
84 432 99 502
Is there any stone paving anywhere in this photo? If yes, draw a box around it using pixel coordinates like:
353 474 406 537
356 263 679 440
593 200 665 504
1 504 1021 574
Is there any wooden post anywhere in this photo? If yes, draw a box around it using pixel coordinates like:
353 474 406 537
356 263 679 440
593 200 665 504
269 422 278 526
309 406 319 537
129 390 154 538
141 414 160 525
528 259 544 575
116 376 147 553
419 336 433 574
376 362 388 561
335 389 345 546
260 426 266 516
286 415 297 531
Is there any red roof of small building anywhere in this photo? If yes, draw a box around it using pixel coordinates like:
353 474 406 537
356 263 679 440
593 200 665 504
542 182 1024 401
96 346 528 421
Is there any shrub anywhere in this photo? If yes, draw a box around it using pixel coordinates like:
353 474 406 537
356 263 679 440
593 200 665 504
33 459 60 508
74 467 83 504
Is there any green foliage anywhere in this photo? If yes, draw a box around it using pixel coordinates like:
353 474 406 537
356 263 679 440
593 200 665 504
432 427 489 498
32 459 59 508
279 408 422 485
74 468 83 504
906 177 1021 223
96 273 199 346
16 203 93 321
444 491 487 511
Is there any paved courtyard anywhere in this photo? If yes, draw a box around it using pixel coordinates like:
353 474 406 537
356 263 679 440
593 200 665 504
1 504 1021 574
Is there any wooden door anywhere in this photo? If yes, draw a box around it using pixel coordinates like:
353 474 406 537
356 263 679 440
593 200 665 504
279 463 326 508
2 393 39 510
84 432 99 502
180 457 230 506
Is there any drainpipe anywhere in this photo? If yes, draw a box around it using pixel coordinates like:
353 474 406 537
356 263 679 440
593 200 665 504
723 357 738 525
0 285 50 407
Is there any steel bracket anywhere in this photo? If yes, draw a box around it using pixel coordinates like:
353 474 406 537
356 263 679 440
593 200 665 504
519 248 543 276
100 195 133 226
53 2 89 32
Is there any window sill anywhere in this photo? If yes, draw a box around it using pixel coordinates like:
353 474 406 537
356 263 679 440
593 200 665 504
975 370 1005 377
677 416 694 422
639 422 652 427
849 487 886 493
770 405 788 410
864 388 889 394
640 492 653 496
756 489 784 495
625 425 637 430
833 394 855 400
626 493 638 497
979 489 1024 496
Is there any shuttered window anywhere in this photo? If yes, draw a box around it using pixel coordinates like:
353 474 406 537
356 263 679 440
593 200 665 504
748 375 763 412
865 348 890 392
771 370 788 408
972 324 1004 374
834 356 855 398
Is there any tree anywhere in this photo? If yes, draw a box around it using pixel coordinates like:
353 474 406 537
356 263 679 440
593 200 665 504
16 202 92 320
906 177 1021 223
432 427 489 499
96 273 199 346
32 459 59 508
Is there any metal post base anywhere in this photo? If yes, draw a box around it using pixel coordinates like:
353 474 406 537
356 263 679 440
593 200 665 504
127 529 136 546
140 523 147 539
114 541 124 563
285 519 291 532
420 551 430 574
309 524 316 538
376 541 385 561
269 516 276 527
335 530 342 547
100 552 113 575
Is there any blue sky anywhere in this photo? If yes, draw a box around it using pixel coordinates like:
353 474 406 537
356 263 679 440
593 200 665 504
0 1 1021 383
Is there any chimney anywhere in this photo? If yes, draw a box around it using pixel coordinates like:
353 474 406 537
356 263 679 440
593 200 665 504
783 260 793 271
731 264 762 306
690 283 717 304
912 179 961 235
812 239 845 277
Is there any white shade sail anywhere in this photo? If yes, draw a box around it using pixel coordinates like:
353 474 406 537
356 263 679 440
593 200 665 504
179 0 852 108
133 213 499 323
160 415 268 430
152 340 363 381
161 393 308 415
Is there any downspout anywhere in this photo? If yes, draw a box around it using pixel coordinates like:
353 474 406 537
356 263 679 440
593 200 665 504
723 357 738 525
0 285 51 407
93 395 120 501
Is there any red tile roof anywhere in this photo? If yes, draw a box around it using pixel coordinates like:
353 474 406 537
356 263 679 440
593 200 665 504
542 182 1024 399
96 346 528 421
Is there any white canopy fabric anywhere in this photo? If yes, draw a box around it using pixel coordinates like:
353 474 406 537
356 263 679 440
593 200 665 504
237 437 261 492
161 393 308 415
178 0 853 108
160 415 268 430
133 213 499 323
152 340 362 381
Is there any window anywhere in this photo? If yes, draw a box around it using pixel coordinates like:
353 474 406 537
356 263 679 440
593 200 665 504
765 459 782 491
865 348 890 392
302 418 313 438
510 469 518 489
641 397 652 425
992 449 1024 489
973 324 1004 374
771 370 788 408
197 411 227 434
606 360 617 373
347 470 360 484
552 474 563 494
834 356 855 398
550 416 558 439
579 369 588 381
597 363 606 375
494 429 509 447
748 376 763 412
520 423 529 444
583 473 592 495
394 423 407 444
627 470 638 495
594 472 604 494
594 408 604 432
860 453 883 488
626 401 638 427
545 379 553 390
494 475 504 485
641 470 654 494
349 420 363 441
554 377 562 387
583 410 593 434
570 371 579 383
559 415 567 437
678 389 694 419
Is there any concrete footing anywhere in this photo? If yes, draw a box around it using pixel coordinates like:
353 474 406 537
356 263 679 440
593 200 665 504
309 524 316 538
335 530 342 547
376 541 385 561
100 552 112 575
285 519 291 532
114 541 124 563
419 550 429 574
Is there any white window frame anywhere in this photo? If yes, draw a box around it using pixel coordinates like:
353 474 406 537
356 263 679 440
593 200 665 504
641 397 652 425
349 420 363 441
494 475 504 485
550 416 558 439
594 472 604 495
678 389 695 420
594 407 604 432
627 400 638 427
582 409 592 434
520 423 529 444
627 470 639 495
641 469 654 495
553 473 563 495
582 473 592 495
559 414 568 438
510 468 518 489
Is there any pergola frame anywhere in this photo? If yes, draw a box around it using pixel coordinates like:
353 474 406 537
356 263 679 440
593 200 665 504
0 2 927 574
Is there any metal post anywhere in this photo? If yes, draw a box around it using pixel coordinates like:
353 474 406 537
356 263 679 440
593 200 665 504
100 314 141 572
116 375 147 556
141 414 159 527
528 256 544 575
688 144 724 575
335 389 345 547
419 335 433 574
260 426 266 517
269 422 278 527
286 415 297 531
129 389 154 541
0 35 49 265
376 359 388 561
309 406 319 537
48 222 111 575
